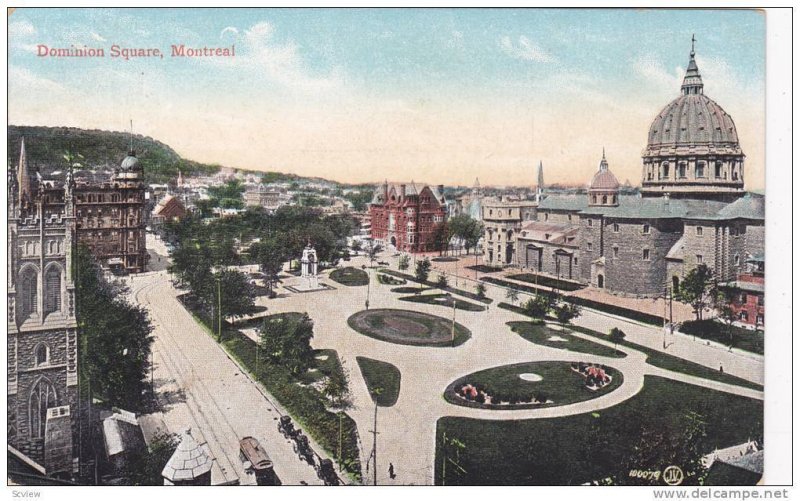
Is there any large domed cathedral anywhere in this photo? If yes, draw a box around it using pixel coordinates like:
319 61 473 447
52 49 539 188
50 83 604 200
641 37 745 202
515 39 764 303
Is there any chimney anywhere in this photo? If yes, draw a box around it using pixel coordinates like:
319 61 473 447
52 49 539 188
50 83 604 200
400 184 406 200
437 184 444 195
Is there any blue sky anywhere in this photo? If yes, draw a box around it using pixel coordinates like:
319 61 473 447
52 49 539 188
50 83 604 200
9 8 765 187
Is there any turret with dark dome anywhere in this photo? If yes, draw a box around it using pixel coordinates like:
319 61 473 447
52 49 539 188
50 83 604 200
641 36 745 202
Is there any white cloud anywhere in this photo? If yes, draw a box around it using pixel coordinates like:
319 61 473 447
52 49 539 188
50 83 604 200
499 35 555 63
220 26 238 39
90 32 107 42
9 65 66 94
212 21 344 93
9 19 36 38
446 30 464 49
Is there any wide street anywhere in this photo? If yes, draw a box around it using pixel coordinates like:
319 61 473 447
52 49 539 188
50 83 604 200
130 238 763 486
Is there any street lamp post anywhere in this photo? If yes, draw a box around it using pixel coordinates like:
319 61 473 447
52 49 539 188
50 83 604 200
217 276 222 341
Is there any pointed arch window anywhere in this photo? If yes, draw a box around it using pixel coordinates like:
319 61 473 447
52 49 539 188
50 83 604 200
20 268 38 319
44 266 62 315
29 378 57 439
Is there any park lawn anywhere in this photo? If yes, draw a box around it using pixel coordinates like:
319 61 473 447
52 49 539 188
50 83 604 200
509 321 626 359
680 319 764 355
399 293 486 312
356 357 402 407
507 273 586 292
329 266 370 286
380 269 493 304
299 348 346 385
348 309 472 347
445 361 622 410
436 375 763 485
391 286 433 294
569 325 763 391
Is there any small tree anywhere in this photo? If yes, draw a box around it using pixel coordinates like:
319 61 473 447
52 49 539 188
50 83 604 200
415 257 432 284
715 286 740 347
505 287 520 306
364 239 383 267
675 264 716 320
437 273 449 289
609 327 626 351
260 313 315 375
522 294 550 320
398 254 411 272
476 282 487 299
555 302 581 325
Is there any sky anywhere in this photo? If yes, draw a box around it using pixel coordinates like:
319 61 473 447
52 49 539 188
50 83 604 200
8 8 765 189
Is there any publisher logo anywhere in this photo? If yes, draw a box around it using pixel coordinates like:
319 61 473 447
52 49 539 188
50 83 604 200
662 465 684 486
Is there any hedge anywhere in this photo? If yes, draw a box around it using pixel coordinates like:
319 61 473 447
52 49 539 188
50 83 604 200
506 273 586 292
680 320 764 355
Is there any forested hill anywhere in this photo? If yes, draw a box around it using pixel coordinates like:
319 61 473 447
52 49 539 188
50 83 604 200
7 125 220 184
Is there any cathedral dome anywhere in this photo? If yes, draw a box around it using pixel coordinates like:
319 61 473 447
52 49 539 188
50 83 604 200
646 94 740 151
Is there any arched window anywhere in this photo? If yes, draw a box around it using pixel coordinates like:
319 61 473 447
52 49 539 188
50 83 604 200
695 162 705 178
35 344 49 366
601 195 607 204
715 161 723 178
44 266 62 315
29 378 57 439
661 163 670 179
734 254 740 267
20 267 38 319
678 162 687 178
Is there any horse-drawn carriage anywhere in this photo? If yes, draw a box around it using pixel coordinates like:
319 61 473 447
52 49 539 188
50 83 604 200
315 458 340 486
278 415 299 439
239 436 277 485
293 431 315 465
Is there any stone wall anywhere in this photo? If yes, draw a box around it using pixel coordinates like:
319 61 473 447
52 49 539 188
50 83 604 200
578 215 603 283
603 218 683 296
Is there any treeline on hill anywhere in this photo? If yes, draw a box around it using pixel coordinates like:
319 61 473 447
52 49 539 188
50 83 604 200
8 125 219 185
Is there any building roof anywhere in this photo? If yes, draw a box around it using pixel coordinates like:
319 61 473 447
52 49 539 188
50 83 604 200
102 410 146 458
712 193 765 220
666 235 686 260
161 428 213 482
580 194 729 219
519 221 579 246
537 194 588 212
719 280 764 294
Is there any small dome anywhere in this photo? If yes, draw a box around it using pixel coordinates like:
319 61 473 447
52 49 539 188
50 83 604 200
121 150 139 170
589 169 620 191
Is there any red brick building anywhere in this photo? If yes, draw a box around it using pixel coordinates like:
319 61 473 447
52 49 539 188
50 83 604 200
721 254 764 329
369 182 447 253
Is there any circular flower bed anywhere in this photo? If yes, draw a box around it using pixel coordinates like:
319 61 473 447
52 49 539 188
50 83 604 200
444 361 623 409
347 308 471 347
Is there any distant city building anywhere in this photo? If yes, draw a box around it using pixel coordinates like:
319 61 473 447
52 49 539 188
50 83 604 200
455 178 484 221
7 138 80 478
482 196 538 267
243 184 289 212
369 182 447 253
719 254 764 328
151 194 188 228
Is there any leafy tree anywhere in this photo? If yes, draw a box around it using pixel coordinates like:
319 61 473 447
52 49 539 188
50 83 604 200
323 365 353 410
215 268 256 322
555 302 581 325
448 214 484 255
522 293 554 320
437 273 449 289
432 222 454 255
250 238 289 295
675 264 716 320
714 286 741 346
119 431 179 485
476 282 487 299
207 179 245 200
351 240 362 253
609 327 626 351
75 246 153 411
415 258 432 284
505 287 520 306
610 411 709 485
260 313 315 375
398 254 410 272
343 190 375 212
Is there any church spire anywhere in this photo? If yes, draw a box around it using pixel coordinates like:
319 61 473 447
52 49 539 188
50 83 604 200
681 34 704 95
599 148 609 171
17 137 31 205
536 160 544 188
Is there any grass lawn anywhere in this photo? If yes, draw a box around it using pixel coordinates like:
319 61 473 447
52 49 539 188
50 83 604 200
569 325 763 391
356 357 401 407
507 273 586 292
399 293 486 312
436 375 763 485
680 319 764 355
444 361 622 410
348 308 471 347
299 348 346 385
329 266 370 286
380 269 492 304
509 321 626 359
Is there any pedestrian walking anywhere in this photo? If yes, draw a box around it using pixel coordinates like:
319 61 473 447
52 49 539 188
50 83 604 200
388 462 395 479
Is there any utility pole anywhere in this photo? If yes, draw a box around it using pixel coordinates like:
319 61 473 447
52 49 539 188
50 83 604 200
217 276 222 341
451 294 457 347
372 396 378 486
